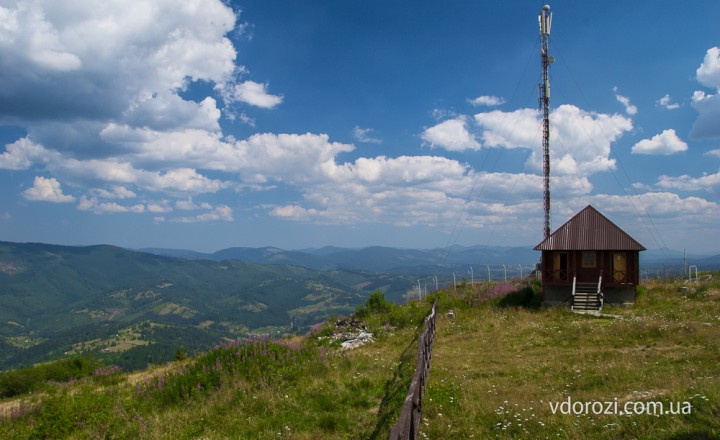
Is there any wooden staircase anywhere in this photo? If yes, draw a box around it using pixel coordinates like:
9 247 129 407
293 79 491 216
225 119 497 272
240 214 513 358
571 274 603 312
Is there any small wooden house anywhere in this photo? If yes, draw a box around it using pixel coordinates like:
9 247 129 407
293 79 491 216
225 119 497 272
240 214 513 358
534 205 645 310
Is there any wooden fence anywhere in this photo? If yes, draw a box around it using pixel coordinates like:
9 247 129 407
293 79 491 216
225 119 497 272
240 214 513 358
388 300 438 440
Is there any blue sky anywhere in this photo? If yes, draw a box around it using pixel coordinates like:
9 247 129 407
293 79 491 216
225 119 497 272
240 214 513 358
1 0 719 254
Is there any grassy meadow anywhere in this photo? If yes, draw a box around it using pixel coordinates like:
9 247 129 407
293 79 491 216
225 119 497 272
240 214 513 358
1 275 719 439
423 277 720 439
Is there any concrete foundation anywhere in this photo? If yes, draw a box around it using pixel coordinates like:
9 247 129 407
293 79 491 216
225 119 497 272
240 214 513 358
542 284 636 306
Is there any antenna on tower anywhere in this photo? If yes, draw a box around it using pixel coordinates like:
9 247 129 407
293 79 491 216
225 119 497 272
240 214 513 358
539 5 553 240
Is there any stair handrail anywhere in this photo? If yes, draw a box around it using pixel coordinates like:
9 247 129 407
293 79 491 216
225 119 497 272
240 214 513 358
571 276 577 311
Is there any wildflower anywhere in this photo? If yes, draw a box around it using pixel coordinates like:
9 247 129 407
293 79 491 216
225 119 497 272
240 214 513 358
157 374 165 390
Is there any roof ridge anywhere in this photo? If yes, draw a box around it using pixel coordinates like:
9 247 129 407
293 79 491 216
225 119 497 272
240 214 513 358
534 205 646 251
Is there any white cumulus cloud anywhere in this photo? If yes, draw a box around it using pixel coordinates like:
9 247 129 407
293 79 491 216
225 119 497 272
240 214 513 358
353 126 382 144
657 94 680 110
691 47 720 139
87 185 137 200
22 176 75 203
0 137 49 170
469 95 505 107
592 192 719 220
655 170 720 193
697 47 720 89
613 87 638 115
77 197 145 214
474 104 632 175
226 80 283 109
147 202 172 213
422 117 480 151
631 129 688 155
171 204 233 223
0 0 239 126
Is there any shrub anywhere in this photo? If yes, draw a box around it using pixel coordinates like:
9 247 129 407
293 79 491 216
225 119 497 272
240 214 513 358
0 355 100 398
355 290 392 318
495 283 541 309
174 346 188 361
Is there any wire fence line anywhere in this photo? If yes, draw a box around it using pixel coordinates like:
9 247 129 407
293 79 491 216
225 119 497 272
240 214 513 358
405 265 540 301
640 264 708 283
405 262 712 300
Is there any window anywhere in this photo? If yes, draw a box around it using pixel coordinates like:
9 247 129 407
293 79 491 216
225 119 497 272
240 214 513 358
582 251 597 268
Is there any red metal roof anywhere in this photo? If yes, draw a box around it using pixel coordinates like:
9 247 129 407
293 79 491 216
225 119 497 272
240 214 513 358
534 205 646 251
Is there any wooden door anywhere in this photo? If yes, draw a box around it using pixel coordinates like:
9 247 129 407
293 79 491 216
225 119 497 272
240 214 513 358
553 252 569 281
612 252 627 282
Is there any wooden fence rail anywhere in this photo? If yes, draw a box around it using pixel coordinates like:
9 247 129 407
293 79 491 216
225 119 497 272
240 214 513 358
388 300 438 440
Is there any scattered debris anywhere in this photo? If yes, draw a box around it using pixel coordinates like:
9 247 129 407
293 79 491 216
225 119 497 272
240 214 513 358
335 318 366 331
446 310 456 319
338 331 374 350
328 317 374 350
619 389 667 403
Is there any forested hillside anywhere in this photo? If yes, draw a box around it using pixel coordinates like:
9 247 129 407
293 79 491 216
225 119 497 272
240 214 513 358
0 241 416 371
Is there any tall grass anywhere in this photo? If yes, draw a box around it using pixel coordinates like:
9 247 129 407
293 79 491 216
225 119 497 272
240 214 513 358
422 275 720 439
0 293 432 439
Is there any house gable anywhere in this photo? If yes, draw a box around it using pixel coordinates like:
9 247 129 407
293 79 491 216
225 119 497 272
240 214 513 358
534 205 646 251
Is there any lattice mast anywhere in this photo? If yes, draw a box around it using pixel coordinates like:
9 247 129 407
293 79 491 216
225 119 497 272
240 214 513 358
539 5 553 239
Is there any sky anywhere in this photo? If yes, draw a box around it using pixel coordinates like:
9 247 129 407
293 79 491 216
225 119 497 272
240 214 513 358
0 0 719 254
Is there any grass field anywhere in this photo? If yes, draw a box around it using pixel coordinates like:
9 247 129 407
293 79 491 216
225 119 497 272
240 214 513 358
422 278 720 439
1 277 718 439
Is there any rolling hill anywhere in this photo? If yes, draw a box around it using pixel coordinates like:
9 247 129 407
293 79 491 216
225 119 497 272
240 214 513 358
0 241 418 371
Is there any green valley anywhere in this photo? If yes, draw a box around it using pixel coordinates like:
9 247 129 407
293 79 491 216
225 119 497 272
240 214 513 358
0 241 417 371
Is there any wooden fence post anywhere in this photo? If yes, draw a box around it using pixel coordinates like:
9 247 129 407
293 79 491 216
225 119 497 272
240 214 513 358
389 300 438 440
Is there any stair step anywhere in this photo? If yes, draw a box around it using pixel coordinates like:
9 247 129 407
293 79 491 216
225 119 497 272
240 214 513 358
572 276 603 311
573 291 601 311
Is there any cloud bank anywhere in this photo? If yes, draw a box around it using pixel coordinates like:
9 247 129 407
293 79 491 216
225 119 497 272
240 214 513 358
0 1 718 250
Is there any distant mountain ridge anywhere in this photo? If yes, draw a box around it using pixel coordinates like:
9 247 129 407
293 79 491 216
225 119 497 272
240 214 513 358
139 245 720 273
139 244 543 274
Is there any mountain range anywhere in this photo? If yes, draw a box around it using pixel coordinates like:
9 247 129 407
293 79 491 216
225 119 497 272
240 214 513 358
140 244 542 273
139 244 720 273
1 240 718 372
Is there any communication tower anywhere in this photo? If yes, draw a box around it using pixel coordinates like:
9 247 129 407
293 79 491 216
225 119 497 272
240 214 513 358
539 5 553 239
